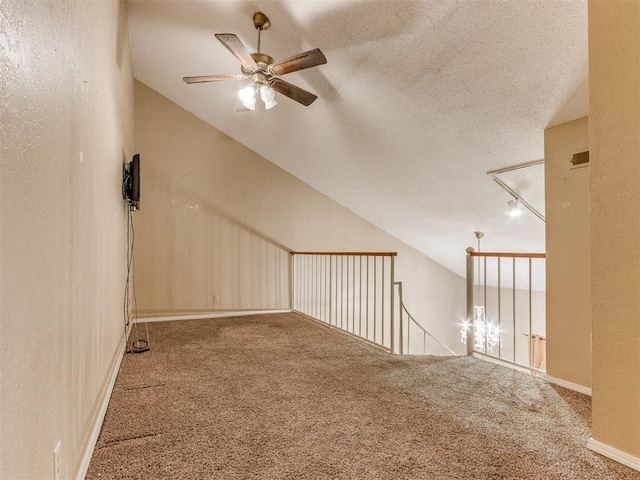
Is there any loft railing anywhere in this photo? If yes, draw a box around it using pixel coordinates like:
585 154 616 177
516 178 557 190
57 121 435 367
395 281 457 355
290 252 396 352
464 249 546 374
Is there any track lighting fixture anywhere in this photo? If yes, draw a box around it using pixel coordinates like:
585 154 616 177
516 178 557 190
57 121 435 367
508 199 523 217
487 160 545 222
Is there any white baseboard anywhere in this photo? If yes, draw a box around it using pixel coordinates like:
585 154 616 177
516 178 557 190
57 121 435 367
587 437 640 472
136 309 292 323
544 374 592 396
472 353 537 374
75 329 128 479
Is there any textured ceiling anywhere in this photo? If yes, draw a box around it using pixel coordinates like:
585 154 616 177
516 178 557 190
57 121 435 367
126 0 588 278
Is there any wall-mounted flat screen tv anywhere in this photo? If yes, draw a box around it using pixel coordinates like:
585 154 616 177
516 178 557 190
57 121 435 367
123 154 140 210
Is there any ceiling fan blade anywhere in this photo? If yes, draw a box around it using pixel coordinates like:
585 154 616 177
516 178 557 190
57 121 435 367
268 48 327 76
215 33 257 69
183 74 245 84
270 79 318 106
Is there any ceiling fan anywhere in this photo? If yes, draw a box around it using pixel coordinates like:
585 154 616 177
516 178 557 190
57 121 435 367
183 12 327 110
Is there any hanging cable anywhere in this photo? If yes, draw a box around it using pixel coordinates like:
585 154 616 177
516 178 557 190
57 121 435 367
124 205 132 329
124 205 150 353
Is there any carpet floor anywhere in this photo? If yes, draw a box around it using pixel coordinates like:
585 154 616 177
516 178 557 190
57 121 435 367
87 312 640 479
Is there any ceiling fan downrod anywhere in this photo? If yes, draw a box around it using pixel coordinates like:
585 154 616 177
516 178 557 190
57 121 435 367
253 12 270 54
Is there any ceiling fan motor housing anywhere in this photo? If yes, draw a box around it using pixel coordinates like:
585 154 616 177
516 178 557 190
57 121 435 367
250 53 274 65
251 72 268 87
241 53 274 78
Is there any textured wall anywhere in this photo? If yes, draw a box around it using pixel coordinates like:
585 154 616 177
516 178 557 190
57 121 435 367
134 81 465 353
589 0 640 458
134 172 290 314
544 117 591 389
0 1 134 478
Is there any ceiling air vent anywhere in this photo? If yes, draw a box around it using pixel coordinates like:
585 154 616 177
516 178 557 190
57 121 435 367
570 150 589 169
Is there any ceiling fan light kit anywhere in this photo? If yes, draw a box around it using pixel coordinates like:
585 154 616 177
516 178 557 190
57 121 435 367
238 84 278 111
182 12 327 110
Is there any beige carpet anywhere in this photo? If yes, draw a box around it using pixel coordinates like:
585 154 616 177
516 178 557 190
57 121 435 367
87 312 639 479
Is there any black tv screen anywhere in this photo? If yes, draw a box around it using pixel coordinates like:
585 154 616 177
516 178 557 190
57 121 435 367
123 154 140 210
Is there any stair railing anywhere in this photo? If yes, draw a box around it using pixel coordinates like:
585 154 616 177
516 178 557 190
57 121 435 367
394 281 458 355
464 248 547 374
290 251 397 352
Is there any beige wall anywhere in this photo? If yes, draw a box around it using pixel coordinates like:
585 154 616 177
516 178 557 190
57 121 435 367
0 1 134 478
134 81 465 354
589 0 640 458
544 117 591 388
134 181 290 314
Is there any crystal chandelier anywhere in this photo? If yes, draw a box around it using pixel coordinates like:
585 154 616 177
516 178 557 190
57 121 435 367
468 306 500 353
460 232 500 353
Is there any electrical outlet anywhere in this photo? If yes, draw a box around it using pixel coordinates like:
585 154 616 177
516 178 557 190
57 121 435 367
213 295 219 303
53 440 62 480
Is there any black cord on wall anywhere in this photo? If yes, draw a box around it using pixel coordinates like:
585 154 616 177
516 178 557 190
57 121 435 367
124 205 150 354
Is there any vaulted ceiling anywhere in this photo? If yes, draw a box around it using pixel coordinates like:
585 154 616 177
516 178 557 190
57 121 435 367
126 0 588 277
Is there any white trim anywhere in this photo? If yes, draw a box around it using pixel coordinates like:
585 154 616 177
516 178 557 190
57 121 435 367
472 353 542 375
587 438 640 472
75 330 128 479
543 374 592 396
136 309 292 323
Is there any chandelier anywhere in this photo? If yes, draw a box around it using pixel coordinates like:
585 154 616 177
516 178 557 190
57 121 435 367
460 232 501 353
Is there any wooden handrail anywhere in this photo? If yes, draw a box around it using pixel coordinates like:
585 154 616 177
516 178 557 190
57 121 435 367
468 252 545 259
290 251 397 257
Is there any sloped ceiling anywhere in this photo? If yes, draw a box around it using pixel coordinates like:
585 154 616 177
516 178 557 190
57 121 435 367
126 0 588 278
